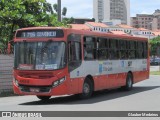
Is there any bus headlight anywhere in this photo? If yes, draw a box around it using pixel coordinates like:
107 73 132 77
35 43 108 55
13 77 19 86
52 77 66 88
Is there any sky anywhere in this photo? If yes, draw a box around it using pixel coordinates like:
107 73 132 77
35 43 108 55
46 0 160 18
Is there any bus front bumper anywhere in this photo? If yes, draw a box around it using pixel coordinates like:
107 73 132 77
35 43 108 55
13 80 69 96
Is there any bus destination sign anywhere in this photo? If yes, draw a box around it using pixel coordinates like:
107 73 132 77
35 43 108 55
16 30 64 38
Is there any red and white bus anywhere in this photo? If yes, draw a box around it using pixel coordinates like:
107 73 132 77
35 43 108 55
13 27 149 100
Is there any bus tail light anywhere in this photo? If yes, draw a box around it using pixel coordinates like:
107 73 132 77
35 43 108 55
52 77 66 88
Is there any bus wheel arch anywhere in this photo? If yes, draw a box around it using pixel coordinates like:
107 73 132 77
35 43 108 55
79 75 94 99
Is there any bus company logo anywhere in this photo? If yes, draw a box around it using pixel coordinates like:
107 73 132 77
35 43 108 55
128 61 132 67
103 61 112 65
77 71 80 76
99 64 103 73
103 67 113 72
121 61 125 67
2 112 11 117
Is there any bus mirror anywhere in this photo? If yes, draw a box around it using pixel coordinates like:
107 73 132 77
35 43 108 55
9 40 14 45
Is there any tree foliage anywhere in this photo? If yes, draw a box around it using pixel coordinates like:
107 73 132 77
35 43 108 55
62 7 67 16
0 0 71 49
149 36 160 56
53 3 67 17
53 3 58 13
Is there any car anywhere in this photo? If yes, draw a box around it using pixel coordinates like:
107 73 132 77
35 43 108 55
150 58 160 66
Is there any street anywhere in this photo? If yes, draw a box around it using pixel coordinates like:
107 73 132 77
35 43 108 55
0 75 160 112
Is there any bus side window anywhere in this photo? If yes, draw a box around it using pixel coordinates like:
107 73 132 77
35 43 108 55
137 42 143 59
98 38 109 60
144 42 148 58
83 37 96 60
68 34 82 72
109 39 119 60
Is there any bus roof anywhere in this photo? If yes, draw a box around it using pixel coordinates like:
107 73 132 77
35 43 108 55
16 27 148 41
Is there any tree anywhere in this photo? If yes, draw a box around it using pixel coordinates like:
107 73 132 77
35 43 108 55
62 17 74 24
62 7 67 16
0 0 67 50
53 4 58 13
53 4 67 17
149 36 160 56
43 2 54 14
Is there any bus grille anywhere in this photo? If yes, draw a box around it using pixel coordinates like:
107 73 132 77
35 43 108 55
19 85 52 93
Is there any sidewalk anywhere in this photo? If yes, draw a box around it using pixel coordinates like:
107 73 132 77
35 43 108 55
150 66 160 72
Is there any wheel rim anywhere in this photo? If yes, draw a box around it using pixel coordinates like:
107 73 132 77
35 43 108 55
83 83 90 95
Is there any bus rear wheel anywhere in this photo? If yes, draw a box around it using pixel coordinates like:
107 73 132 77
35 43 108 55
37 96 51 101
79 78 93 99
123 73 133 91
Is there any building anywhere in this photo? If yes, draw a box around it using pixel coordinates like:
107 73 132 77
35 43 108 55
131 14 153 30
93 0 130 25
85 22 109 32
152 9 160 30
71 18 95 24
131 28 154 39
131 9 160 31
69 22 160 39
69 24 91 31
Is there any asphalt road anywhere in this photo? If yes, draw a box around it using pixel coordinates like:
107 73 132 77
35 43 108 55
0 75 160 112
0 76 160 111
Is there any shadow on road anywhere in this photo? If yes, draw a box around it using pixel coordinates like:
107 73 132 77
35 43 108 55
19 86 160 106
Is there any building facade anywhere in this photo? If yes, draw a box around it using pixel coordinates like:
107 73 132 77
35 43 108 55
131 9 160 31
93 0 130 25
70 22 160 39
131 14 153 30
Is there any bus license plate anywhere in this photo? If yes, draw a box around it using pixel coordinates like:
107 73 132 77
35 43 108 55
30 88 40 92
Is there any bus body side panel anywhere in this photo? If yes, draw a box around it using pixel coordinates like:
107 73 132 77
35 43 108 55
133 71 149 84
69 59 148 93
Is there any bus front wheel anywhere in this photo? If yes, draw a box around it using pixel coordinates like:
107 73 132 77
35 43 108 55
37 96 51 101
79 78 93 99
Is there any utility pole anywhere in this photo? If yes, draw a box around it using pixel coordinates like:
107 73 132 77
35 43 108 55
57 0 61 22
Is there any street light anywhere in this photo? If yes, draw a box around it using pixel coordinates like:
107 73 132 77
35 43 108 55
57 0 61 22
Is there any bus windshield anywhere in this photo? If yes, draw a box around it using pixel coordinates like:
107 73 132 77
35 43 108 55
14 41 66 70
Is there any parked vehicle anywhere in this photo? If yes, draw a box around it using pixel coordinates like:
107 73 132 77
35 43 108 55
150 58 160 66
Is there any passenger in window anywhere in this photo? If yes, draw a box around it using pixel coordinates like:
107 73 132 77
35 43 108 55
86 50 94 59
